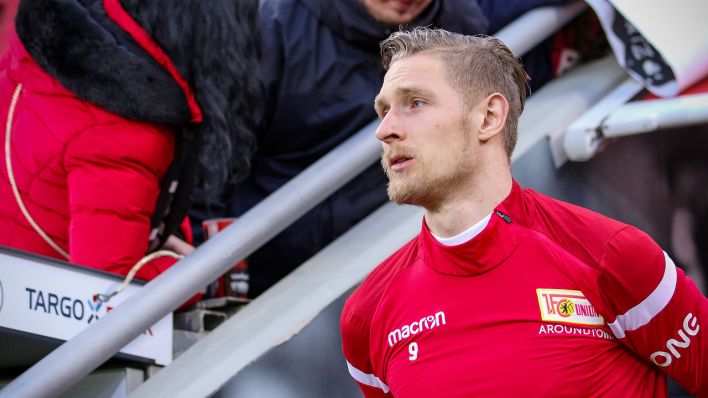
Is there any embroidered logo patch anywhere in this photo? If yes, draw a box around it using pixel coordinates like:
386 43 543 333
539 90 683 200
536 289 604 326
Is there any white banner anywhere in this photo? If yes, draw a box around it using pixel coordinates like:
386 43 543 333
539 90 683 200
0 251 172 365
586 0 708 97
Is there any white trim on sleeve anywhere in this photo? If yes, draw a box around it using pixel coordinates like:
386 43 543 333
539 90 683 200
609 251 677 339
346 361 390 393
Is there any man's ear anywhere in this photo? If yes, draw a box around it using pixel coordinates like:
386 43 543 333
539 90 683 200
478 93 509 142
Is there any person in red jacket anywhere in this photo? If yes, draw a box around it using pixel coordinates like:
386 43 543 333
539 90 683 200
0 0 260 281
341 28 706 397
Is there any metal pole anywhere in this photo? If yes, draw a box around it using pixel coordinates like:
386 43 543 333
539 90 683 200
602 93 708 137
0 122 381 398
130 202 422 398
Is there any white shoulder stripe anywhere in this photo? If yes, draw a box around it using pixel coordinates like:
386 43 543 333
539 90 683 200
609 251 677 339
346 361 390 393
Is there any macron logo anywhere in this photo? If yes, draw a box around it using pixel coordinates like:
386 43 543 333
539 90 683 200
387 311 446 347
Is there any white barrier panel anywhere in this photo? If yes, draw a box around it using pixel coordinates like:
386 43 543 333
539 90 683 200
587 0 708 97
0 250 172 365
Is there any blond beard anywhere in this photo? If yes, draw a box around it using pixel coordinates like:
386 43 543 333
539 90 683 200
381 147 420 205
382 153 463 210
385 164 437 207
381 119 474 209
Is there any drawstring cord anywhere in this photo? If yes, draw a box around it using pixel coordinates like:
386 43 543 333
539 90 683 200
6 84 70 259
94 249 183 303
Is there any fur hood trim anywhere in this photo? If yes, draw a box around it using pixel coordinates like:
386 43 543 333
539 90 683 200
15 0 202 125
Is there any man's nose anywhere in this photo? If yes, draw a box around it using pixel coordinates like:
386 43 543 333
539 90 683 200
375 111 404 143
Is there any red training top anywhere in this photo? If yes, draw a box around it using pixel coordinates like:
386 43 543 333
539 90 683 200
341 181 707 397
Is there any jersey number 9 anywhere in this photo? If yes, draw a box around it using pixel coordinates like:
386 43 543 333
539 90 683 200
408 342 418 361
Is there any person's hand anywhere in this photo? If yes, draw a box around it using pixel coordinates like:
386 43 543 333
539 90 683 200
162 235 208 300
163 235 195 256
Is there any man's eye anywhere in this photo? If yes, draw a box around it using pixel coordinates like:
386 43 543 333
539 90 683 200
412 100 424 108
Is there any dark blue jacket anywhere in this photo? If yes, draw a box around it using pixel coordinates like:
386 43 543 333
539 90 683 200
254 0 489 191
190 0 490 297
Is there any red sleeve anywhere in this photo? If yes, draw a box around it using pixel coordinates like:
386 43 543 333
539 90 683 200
64 121 174 277
341 304 393 398
593 227 707 395
341 240 418 397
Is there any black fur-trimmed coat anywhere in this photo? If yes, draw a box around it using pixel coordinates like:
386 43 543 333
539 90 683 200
0 0 260 279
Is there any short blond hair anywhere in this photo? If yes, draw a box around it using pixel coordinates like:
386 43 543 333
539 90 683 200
380 27 529 157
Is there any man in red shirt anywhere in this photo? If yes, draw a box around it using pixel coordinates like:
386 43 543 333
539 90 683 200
340 28 706 397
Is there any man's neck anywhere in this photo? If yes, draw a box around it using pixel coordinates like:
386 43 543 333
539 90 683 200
424 166 512 238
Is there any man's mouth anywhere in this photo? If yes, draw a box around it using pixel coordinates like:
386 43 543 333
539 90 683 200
389 155 413 172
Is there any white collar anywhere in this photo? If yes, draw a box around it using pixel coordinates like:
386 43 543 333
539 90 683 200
431 213 492 246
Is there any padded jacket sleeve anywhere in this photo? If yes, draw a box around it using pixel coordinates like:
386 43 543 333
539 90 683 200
63 120 175 279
